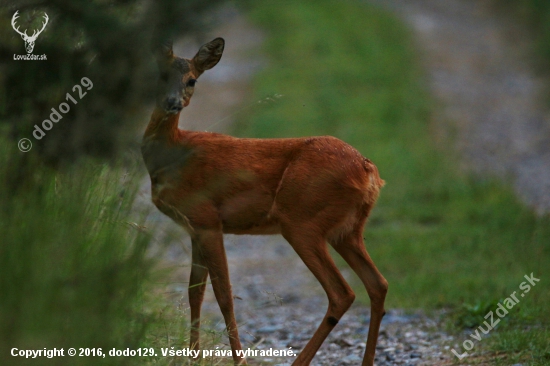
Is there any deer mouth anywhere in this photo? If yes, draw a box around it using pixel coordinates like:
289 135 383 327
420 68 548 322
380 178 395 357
166 106 183 114
164 97 184 114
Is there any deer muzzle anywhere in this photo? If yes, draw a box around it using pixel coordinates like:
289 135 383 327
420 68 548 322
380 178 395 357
164 96 183 114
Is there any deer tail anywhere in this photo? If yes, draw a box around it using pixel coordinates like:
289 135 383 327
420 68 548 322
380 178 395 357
362 158 385 209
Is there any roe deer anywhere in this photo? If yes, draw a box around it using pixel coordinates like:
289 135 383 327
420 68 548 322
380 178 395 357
141 38 388 366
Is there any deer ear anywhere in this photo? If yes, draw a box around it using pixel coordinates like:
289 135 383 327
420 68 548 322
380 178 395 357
155 41 174 64
192 38 224 74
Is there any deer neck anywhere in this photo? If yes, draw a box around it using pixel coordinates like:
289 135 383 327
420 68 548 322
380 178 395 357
141 107 194 179
143 106 183 143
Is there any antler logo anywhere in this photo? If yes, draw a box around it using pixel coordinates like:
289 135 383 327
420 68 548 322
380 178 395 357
11 11 49 54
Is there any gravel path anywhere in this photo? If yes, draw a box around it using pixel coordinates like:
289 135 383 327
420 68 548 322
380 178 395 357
372 0 550 215
160 235 455 366
218 238 456 366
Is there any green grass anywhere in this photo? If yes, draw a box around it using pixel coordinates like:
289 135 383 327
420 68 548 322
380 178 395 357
239 0 550 363
0 141 155 366
0 137 237 365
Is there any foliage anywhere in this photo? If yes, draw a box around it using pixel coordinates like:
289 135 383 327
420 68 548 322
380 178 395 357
0 0 222 170
451 300 502 329
0 1 225 364
0 141 151 365
492 0 550 68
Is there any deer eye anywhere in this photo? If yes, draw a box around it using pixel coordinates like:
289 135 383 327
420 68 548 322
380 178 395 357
160 72 169 82
187 79 197 87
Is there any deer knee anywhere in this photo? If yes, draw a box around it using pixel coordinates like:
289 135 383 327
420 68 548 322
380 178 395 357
379 277 388 297
330 288 355 314
369 277 388 306
326 289 354 327
345 289 356 308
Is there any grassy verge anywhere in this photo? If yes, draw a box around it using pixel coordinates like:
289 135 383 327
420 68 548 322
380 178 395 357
239 0 550 364
0 141 154 365
0 139 234 365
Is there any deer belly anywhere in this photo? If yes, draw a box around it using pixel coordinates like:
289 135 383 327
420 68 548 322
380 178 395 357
219 191 280 234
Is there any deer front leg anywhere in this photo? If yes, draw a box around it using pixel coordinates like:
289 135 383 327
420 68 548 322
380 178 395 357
189 238 209 359
196 229 247 365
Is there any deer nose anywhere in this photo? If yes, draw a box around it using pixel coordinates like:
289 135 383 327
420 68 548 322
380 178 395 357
165 97 183 113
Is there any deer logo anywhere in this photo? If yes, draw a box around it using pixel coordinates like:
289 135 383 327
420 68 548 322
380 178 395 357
11 11 49 54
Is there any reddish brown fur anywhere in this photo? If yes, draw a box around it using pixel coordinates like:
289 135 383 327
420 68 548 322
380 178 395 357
142 38 388 366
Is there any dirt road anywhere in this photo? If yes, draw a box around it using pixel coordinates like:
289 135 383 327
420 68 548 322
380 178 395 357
374 0 550 215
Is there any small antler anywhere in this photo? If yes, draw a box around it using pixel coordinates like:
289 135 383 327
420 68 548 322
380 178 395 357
11 11 28 38
11 11 49 41
28 13 49 41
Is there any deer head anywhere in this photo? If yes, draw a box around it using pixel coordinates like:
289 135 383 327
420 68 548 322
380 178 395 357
11 11 49 54
155 38 224 114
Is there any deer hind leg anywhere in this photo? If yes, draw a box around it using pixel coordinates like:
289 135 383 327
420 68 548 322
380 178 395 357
330 227 388 366
188 238 209 358
280 227 356 365
194 229 246 365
